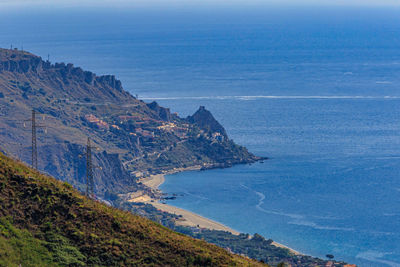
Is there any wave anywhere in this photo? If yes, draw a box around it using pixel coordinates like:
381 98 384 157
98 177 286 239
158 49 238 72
242 184 345 224
239 184 399 238
356 251 400 267
374 156 400 160
239 183 251 190
308 214 342 221
256 204 304 220
288 220 355 232
242 184 357 232
182 190 209 200
376 81 393 84
251 191 303 218
383 213 399 217
255 191 265 207
141 95 400 101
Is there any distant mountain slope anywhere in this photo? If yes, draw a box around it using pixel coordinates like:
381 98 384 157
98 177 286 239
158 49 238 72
0 48 261 196
0 152 266 266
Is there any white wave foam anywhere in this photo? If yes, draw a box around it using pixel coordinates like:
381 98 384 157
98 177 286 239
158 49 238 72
239 183 251 190
182 190 209 200
141 95 400 101
255 191 265 205
251 188 355 232
309 214 341 221
288 220 355 232
254 194 304 220
375 156 400 160
240 184 308 220
254 198 354 232
239 184 302 219
368 230 398 237
356 251 400 267
376 81 393 84
383 213 399 217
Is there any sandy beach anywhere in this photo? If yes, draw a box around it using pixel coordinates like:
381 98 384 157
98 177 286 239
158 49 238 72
140 174 165 189
150 201 241 234
135 173 301 255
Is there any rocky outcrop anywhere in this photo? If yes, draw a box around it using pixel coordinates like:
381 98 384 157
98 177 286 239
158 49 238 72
147 101 172 121
0 52 43 73
0 48 127 100
187 106 228 137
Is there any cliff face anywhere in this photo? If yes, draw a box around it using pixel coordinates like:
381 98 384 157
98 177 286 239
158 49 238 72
0 48 130 102
0 48 261 197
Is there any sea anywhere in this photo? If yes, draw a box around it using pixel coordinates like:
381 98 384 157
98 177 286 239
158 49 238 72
1 4 400 266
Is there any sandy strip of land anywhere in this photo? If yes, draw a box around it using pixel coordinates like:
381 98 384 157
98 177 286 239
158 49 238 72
141 173 302 255
140 174 165 189
271 242 301 255
150 201 240 235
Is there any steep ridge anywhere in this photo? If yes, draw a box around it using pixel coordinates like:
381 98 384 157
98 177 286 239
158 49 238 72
0 152 266 266
188 106 228 138
0 48 262 197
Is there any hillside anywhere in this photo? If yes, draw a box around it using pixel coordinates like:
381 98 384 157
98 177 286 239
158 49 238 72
0 48 262 196
0 151 266 266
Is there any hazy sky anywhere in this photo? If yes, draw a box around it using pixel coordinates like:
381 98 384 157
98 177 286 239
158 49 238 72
0 0 399 8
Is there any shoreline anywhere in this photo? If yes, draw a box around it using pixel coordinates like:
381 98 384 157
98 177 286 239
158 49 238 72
138 170 240 234
134 171 302 256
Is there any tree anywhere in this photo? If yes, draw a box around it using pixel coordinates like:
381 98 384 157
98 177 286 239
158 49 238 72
326 254 334 260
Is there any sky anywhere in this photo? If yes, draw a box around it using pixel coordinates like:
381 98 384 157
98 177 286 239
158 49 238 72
0 0 399 8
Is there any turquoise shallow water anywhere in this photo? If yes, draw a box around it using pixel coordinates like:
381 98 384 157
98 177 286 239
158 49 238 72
1 5 400 266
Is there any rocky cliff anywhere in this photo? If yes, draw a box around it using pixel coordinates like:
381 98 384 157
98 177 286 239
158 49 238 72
0 48 262 197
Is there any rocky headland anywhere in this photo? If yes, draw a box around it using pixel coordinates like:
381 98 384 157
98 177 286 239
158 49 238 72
0 48 262 197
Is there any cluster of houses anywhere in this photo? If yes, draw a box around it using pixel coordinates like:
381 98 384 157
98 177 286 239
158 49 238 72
85 114 109 130
85 113 193 144
157 122 189 139
85 113 225 146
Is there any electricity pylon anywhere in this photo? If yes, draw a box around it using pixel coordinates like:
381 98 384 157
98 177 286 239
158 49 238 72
24 109 46 169
83 137 101 198
86 138 94 197
32 110 37 169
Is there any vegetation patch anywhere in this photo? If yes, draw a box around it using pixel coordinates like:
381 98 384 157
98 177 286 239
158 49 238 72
0 152 265 266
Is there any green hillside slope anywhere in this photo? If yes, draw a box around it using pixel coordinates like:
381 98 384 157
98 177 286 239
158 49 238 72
0 152 265 267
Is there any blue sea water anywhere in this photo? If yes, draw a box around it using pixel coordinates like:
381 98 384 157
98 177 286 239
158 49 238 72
1 5 400 266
